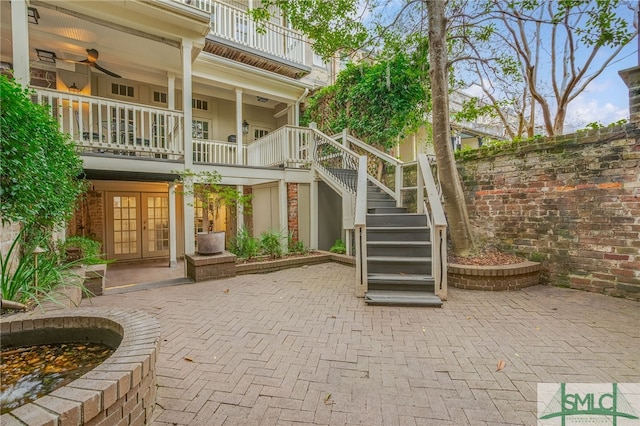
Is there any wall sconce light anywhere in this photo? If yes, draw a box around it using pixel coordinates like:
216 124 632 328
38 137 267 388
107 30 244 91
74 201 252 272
242 119 249 134
69 82 80 93
257 96 269 103
28 7 40 25
35 48 56 63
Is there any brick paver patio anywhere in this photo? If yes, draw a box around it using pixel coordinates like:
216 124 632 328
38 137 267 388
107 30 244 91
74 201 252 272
80 263 640 425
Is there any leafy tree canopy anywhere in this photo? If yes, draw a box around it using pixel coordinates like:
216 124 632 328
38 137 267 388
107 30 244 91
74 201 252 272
0 75 85 232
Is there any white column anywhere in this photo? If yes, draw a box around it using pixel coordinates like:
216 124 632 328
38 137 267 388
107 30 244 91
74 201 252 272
309 171 318 249
11 0 30 86
182 40 195 255
168 73 176 110
235 88 244 165
236 185 244 233
182 41 193 168
279 179 288 252
168 182 178 267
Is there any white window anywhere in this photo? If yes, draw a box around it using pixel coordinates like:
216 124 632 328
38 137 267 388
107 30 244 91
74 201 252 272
192 120 210 140
313 52 325 67
111 83 134 98
153 91 167 104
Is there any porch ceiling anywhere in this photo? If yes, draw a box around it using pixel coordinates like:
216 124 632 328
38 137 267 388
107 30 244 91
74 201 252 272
193 54 314 104
0 1 205 86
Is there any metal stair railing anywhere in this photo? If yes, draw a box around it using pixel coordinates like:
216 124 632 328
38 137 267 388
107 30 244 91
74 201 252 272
310 128 360 194
330 131 402 204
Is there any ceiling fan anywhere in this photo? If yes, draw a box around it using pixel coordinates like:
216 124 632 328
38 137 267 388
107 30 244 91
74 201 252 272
61 48 121 78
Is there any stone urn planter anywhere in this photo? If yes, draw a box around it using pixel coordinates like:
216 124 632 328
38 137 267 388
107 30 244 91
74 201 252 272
197 231 225 255
448 261 541 291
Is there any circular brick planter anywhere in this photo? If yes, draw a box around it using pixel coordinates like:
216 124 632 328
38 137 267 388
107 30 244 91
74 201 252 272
448 261 541 291
0 308 160 425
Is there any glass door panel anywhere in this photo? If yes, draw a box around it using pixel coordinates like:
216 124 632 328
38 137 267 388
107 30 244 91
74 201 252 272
142 194 170 257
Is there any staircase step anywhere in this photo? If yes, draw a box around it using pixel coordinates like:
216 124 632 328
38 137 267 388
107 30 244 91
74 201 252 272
367 199 397 208
368 273 435 292
368 207 408 214
367 241 431 257
365 290 442 307
367 227 430 242
367 213 427 227
367 256 431 274
367 192 394 201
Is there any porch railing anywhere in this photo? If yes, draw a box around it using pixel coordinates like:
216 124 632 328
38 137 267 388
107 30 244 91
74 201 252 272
31 88 184 159
177 0 306 66
193 139 247 164
247 125 311 167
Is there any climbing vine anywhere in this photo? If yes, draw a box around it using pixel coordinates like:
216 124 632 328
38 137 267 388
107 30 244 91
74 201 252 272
303 48 430 152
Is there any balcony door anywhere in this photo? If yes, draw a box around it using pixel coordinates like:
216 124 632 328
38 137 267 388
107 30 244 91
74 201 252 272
106 192 170 260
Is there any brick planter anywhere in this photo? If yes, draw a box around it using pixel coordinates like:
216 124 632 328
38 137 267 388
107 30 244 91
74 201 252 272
0 308 160 425
236 252 332 275
448 261 541 291
186 251 237 282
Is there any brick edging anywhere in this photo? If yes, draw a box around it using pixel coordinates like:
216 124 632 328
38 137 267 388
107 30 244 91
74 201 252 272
448 261 541 291
448 261 541 276
1 308 160 425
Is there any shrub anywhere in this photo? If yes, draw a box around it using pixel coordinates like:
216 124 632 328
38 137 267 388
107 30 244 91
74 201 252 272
330 239 346 254
288 234 308 255
260 228 285 259
229 227 260 259
58 236 110 265
1 232 88 305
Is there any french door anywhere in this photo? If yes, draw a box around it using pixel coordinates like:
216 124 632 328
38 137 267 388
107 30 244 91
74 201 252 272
106 192 170 260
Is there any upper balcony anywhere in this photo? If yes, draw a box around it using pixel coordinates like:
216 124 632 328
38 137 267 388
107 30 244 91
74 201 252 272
176 0 310 78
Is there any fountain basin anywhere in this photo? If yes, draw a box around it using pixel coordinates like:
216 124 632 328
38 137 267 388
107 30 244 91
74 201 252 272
0 308 160 425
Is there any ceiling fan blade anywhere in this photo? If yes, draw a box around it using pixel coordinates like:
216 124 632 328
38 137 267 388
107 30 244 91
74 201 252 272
93 62 121 78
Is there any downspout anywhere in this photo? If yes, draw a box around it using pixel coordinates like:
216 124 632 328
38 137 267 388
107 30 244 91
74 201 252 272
294 88 309 126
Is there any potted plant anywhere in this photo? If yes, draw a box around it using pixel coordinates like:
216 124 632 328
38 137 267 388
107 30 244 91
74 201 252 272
175 169 252 255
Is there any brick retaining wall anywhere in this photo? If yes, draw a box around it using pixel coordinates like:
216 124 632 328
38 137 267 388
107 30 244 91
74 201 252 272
457 124 640 300
1 309 160 425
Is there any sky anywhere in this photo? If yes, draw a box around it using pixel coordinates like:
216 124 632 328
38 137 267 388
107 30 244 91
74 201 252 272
562 42 638 130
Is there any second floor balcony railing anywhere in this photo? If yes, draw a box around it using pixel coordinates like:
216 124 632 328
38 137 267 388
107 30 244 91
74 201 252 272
179 0 306 66
31 88 184 160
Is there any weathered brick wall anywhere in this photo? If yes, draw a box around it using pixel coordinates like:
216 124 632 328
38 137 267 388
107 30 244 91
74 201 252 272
287 183 299 242
457 124 640 300
68 190 104 246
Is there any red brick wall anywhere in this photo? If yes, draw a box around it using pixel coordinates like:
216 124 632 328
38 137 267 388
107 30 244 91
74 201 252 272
457 124 640 300
68 190 104 246
287 183 299 242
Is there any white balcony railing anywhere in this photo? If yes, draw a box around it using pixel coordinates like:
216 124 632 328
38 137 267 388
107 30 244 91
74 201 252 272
247 125 311 167
31 88 184 159
193 139 247 164
178 0 306 66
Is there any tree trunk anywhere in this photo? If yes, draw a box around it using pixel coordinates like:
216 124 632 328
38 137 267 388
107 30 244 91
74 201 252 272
425 0 475 256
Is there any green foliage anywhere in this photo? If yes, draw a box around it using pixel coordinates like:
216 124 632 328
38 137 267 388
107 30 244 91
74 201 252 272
0 75 86 234
229 227 261 260
329 239 346 254
260 228 285 259
303 50 429 151
58 236 111 265
579 118 628 131
288 234 308 255
1 231 88 305
251 0 368 59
